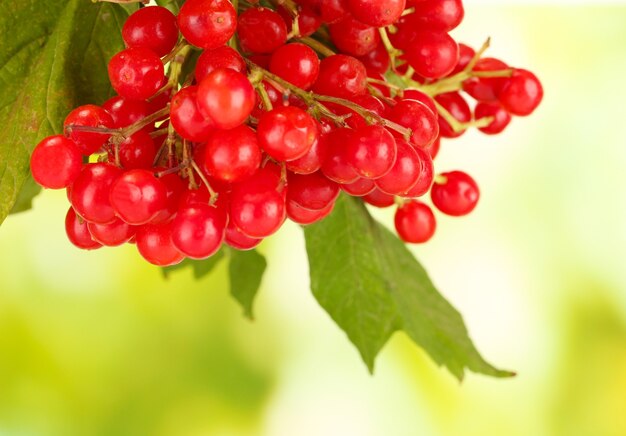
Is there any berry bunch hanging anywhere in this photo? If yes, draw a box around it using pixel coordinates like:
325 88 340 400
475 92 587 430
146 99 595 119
29 0 543 267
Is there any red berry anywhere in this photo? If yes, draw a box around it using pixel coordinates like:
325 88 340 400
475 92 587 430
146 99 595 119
499 69 543 116
103 96 152 133
475 102 512 135
402 89 437 116
375 140 420 195
225 219 262 250
401 30 459 79
195 46 246 82
30 135 83 189
115 131 157 170
403 147 434 198
357 43 390 75
341 177 376 197
197 68 256 129
394 200 436 243
287 171 339 211
286 129 326 175
404 0 464 32
171 203 226 259
238 7 288 54
320 128 359 184
313 55 367 98
108 48 165 100
136 222 185 266
110 169 168 225
450 43 475 76
277 5 321 38
347 0 406 27
329 95 387 130
88 218 136 247
70 163 123 224
122 6 179 57
435 92 471 138
346 125 397 179
269 43 320 90
152 171 187 224
178 0 237 49
257 106 319 161
65 207 101 250
329 15 380 57
170 86 215 142
203 125 262 183
463 58 510 102
64 105 114 155
389 99 439 148
287 199 334 225
363 188 394 208
431 171 480 216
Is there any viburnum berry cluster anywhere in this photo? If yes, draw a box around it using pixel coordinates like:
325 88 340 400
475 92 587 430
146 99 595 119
29 0 543 266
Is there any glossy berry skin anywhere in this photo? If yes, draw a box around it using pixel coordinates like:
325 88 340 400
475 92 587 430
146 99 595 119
257 107 319 162
197 68 256 129
450 43 476 76
64 105 114 155
363 188 395 208
402 30 459 79
402 89 437 117
170 86 215 142
112 131 157 170
320 129 360 184
31 136 83 189
70 163 123 224
65 207 101 250
394 200 437 244
319 0 349 24
203 125 262 183
287 171 339 211
122 6 179 57
404 0 464 32
136 222 185 266
102 96 152 133
403 147 434 198
151 171 187 224
347 0 406 27
195 46 246 82
230 173 286 239
435 92 472 138
499 69 543 116
238 7 288 54
171 204 226 259
346 125 397 179
277 5 321 38
357 43 390 75
287 200 334 225
463 58 510 102
225 220 262 250
177 0 237 49
341 95 387 130
110 169 168 225
286 130 326 175
389 99 439 148
329 15 380 57
108 48 165 100
269 43 320 90
313 55 367 98
88 218 136 247
341 177 376 197
475 102 512 135
375 140 420 195
431 171 480 216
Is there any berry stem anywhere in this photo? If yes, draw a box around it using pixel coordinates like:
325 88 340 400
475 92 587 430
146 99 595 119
182 140 198 189
434 100 494 133
190 160 219 205
378 27 403 72
298 36 336 57
256 84 274 111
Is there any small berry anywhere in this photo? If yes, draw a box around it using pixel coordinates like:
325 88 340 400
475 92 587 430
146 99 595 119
202 125 262 183
431 171 480 216
70 163 123 224
170 86 215 142
110 169 168 225
171 204 226 259
257 106 319 161
178 0 237 49
238 7 288 54
65 207 102 250
31 136 83 189
122 6 179 57
394 200 437 244
64 105 114 155
499 69 543 116
136 222 185 266
108 47 165 100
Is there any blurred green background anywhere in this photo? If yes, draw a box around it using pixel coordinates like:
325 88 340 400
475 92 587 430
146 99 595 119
2 5 626 436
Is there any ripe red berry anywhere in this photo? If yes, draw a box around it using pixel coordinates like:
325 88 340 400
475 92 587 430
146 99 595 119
347 0 406 27
313 55 367 98
463 58 510 102
103 96 152 133
269 43 321 90
286 130 326 175
357 43 390 75
435 92 471 138
329 15 380 57
475 102 512 135
178 0 237 49
389 99 439 148
499 69 543 116
320 128 360 184
402 89 437 116
450 43 475 76
70 163 123 224
151 171 187 224
110 169 168 225
238 7 288 54
197 68 256 129
203 125 262 183
88 218 136 247
345 125 397 179
287 171 340 211
113 131 157 170
170 86 215 142
276 5 321 38
30 135 83 189
341 177 376 197
64 105 114 155
257 106 319 161
108 48 165 100
171 204 226 259
403 147 434 198
404 0 464 32
375 140 420 195
363 188 395 208
195 46 246 82
401 30 459 79
122 6 179 57
431 171 480 216
394 200 437 244
287 200 334 225
65 207 102 250
319 0 349 24
136 222 185 266
225 219 263 250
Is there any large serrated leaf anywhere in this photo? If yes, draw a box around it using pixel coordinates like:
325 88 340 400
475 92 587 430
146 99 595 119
0 0 134 224
304 195 514 380
228 248 267 320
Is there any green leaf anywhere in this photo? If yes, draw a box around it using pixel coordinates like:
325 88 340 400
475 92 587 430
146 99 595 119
228 248 267 320
304 195 514 380
155 0 186 13
0 0 132 224
163 249 226 279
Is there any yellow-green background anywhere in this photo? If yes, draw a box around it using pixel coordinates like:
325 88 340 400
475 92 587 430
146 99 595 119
2 5 626 436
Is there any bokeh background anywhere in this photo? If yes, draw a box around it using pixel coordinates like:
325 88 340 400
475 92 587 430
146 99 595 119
2 2 626 435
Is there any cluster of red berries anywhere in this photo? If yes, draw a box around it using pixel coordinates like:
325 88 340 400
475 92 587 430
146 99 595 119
29 0 543 266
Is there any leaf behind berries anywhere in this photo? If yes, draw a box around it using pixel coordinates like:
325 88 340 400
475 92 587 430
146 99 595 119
304 195 514 380
228 248 267 320
0 1 131 224
162 249 226 279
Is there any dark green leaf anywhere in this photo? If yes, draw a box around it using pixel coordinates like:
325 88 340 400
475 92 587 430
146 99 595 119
155 0 186 13
304 195 514 380
10 176 41 215
0 0 131 224
228 248 267 320
162 249 226 279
